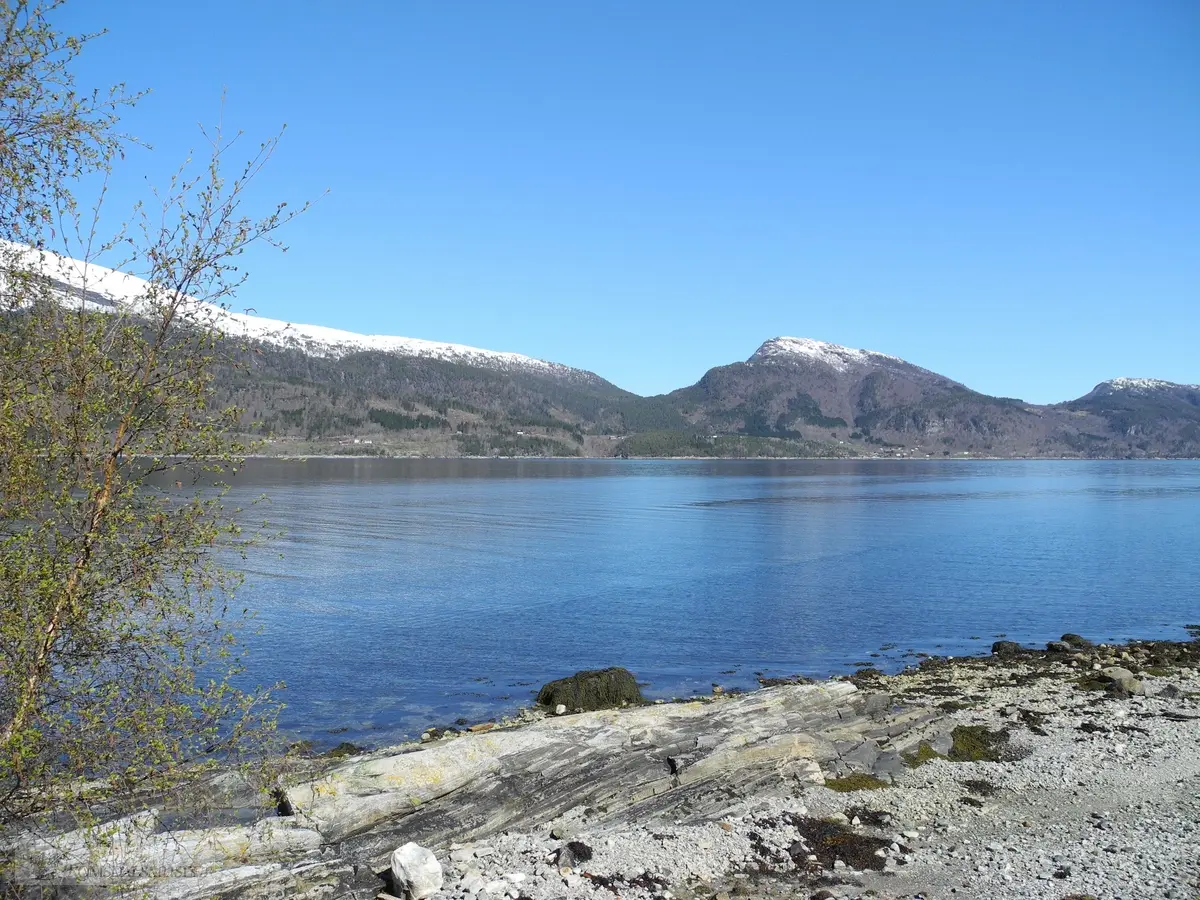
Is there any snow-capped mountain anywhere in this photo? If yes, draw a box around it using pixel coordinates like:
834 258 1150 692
747 336 962 385
6 243 601 384
1088 377 1200 397
749 336 906 372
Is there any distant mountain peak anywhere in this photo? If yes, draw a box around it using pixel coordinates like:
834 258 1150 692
749 336 903 372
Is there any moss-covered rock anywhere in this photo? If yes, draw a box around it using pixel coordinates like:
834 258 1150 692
535 667 644 712
824 773 890 792
902 741 947 768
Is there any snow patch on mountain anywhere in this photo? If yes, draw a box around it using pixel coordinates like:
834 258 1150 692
750 336 905 373
4 244 597 381
1098 377 1200 395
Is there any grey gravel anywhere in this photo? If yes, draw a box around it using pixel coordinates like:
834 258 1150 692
428 656 1200 900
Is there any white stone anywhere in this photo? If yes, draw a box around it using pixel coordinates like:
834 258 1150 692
555 704 567 715
390 842 443 900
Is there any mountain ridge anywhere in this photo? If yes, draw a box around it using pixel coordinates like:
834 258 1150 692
7 245 1197 458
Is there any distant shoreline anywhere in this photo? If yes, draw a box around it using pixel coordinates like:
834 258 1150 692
237 453 1200 462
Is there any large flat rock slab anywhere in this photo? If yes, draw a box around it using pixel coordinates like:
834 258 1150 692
287 681 943 863
5 680 947 899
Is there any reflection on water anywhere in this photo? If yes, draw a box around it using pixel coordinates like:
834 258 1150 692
207 459 1200 746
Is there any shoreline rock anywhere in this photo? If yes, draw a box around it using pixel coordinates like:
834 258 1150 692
4 636 1198 899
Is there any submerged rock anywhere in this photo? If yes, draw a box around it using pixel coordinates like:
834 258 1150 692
535 667 644 711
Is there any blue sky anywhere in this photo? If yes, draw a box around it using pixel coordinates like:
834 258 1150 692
59 1 1198 402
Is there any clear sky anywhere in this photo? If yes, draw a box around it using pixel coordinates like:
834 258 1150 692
58 1 1198 402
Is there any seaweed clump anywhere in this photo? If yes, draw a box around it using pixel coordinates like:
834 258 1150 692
947 725 1013 762
962 778 999 796
784 814 896 871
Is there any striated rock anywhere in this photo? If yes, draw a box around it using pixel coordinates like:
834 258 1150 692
285 679 941 855
8 675 952 898
3 812 321 881
389 842 443 900
146 860 355 900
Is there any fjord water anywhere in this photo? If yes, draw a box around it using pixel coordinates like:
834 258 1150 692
222 459 1200 746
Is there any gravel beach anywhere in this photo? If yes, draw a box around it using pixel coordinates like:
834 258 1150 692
427 642 1200 900
6 639 1198 900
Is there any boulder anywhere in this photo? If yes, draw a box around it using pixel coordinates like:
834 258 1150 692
535 667 644 712
1061 633 1093 649
1046 641 1073 653
390 842 443 900
1099 666 1145 696
990 641 1023 657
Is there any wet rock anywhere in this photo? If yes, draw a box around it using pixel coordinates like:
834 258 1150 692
1061 633 1093 649
991 640 1024 657
1046 641 1073 653
326 741 369 759
390 842 443 900
535 667 644 712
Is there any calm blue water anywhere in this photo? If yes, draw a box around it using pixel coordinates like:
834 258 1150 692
219 459 1200 746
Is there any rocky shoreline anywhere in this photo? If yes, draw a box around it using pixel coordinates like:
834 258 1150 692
4 635 1199 900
